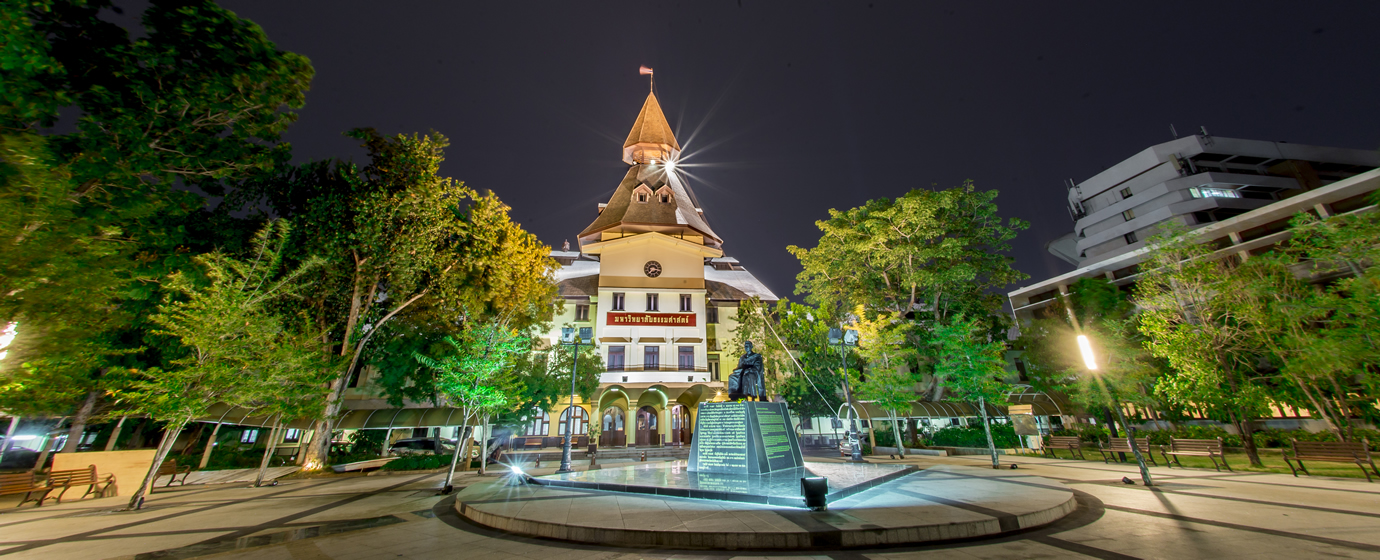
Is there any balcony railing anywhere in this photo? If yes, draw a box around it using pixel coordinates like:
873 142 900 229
605 364 711 373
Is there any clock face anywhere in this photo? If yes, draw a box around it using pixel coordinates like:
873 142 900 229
644 261 663 278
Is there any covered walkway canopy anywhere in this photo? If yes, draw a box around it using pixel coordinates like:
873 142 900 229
857 386 1071 419
196 387 1073 429
196 403 478 431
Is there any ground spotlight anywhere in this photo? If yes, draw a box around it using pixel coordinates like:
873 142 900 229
801 477 829 511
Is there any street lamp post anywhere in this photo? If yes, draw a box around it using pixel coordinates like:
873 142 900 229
829 327 865 463
1077 334 1152 486
557 327 593 474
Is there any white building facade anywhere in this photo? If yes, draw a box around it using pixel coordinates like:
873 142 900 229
529 90 779 448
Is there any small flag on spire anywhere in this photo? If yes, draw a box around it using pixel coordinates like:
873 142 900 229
639 66 654 75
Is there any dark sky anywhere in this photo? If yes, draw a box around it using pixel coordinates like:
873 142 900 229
218 1 1380 302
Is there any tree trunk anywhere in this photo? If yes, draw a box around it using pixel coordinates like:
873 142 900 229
1103 408 1125 462
478 417 490 475
127 419 149 448
179 423 206 456
1111 396 1153 486
301 409 336 470
103 416 127 451
1227 408 1263 467
199 423 222 469
33 423 63 472
442 424 472 490
978 397 999 469
1290 374 1345 441
254 420 281 487
128 420 186 510
303 289 431 469
0 416 19 465
62 391 100 453
1327 377 1356 441
890 414 906 457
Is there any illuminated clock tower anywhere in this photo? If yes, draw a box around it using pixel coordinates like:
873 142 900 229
540 87 777 448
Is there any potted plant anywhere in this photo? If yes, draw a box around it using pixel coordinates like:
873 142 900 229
587 424 601 455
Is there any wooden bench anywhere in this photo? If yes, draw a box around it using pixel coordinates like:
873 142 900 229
1043 436 1086 460
0 472 53 507
1160 437 1231 472
158 459 193 487
1099 437 1159 466
45 465 115 504
1284 439 1378 482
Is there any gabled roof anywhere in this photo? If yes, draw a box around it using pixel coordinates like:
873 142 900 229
578 164 721 244
624 92 681 150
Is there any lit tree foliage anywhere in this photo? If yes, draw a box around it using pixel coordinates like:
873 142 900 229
413 322 528 489
241 129 558 467
0 0 312 443
933 313 1011 467
1135 225 1271 467
118 222 329 509
788 182 1028 401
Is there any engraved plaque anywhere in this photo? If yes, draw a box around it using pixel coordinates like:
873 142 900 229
689 401 803 474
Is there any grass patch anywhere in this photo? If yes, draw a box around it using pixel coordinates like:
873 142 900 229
1034 448 1376 480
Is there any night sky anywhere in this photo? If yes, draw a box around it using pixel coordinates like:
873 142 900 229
213 1 1380 302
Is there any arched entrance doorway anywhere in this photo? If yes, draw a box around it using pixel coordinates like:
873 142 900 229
635 406 659 447
600 407 625 447
669 404 691 446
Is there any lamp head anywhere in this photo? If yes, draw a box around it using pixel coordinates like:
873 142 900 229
1077 335 1098 371
843 329 859 346
828 328 842 345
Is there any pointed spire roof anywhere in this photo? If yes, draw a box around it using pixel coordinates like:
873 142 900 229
623 92 680 151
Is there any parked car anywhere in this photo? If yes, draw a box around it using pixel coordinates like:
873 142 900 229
388 438 456 456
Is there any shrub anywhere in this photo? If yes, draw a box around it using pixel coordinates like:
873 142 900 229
1049 425 1109 445
928 424 1020 448
871 424 898 447
168 448 293 471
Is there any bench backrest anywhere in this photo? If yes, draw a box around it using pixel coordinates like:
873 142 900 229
1169 437 1223 453
0 472 38 492
1107 437 1152 451
1292 439 1371 459
1048 436 1081 447
47 465 98 486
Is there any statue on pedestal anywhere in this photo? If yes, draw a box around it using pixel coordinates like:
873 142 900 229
727 341 766 402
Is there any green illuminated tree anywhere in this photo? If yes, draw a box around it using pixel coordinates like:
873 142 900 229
934 313 1010 468
414 322 529 490
1135 226 1271 467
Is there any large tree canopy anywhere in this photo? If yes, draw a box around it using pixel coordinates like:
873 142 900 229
0 0 312 429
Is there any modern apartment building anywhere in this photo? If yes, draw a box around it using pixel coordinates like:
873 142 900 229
1012 133 1379 325
1048 133 1379 267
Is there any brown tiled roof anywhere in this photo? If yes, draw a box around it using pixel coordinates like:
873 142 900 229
624 92 681 150
578 164 720 243
558 274 598 298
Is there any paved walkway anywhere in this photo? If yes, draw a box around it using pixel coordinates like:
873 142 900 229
1 453 1378 559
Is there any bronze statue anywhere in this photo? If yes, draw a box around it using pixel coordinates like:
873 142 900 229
728 341 766 401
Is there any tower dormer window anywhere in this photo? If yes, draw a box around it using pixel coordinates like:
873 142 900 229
633 184 655 204
660 194 670 203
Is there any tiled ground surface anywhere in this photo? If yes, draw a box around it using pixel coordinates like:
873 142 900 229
2 451 1379 559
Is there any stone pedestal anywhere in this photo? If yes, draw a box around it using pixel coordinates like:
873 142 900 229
688 401 804 474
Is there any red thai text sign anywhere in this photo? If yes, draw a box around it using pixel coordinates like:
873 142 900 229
606 312 697 327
